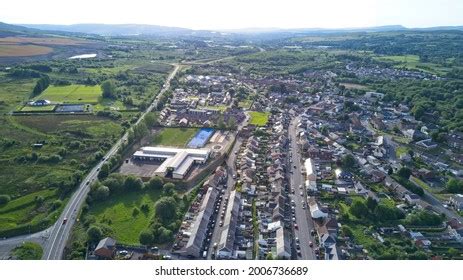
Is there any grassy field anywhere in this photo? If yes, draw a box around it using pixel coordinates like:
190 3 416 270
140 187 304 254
238 99 253 109
395 146 410 158
11 242 43 260
0 189 59 232
87 190 161 245
373 54 450 75
0 104 122 231
20 105 56 112
249 111 270 126
0 78 36 114
151 128 198 147
35 85 102 104
16 115 122 139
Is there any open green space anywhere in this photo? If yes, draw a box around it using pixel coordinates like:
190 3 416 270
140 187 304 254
395 146 410 158
249 111 270 126
151 127 198 147
87 190 161 245
373 54 450 75
238 99 253 109
0 110 122 236
11 242 43 260
0 77 36 114
20 105 56 112
34 85 102 104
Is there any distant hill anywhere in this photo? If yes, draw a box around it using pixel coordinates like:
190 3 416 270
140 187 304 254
0 22 43 36
21 23 192 36
3 22 463 38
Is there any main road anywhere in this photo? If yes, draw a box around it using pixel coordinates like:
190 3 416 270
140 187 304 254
288 116 316 260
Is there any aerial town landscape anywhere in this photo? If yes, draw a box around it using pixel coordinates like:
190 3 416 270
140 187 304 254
0 18 463 262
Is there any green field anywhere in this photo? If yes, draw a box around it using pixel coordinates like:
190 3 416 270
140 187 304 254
87 190 161 245
0 77 36 114
373 55 450 75
0 189 61 235
249 111 270 126
11 242 43 260
0 112 122 235
151 127 198 147
238 99 253 109
395 146 410 158
20 105 56 112
35 85 102 104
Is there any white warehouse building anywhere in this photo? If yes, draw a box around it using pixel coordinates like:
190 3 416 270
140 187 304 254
132 146 210 179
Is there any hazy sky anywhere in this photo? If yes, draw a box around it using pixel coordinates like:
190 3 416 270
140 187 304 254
2 0 462 30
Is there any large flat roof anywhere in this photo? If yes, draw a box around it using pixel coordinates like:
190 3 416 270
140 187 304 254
133 146 210 178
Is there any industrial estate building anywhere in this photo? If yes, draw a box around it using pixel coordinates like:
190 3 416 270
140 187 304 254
132 146 210 179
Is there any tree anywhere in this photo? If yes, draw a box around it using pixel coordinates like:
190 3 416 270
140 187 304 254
156 226 173 243
340 225 353 237
0 194 11 206
87 225 103 243
447 248 459 258
341 154 356 169
139 230 154 245
366 197 378 212
144 112 158 128
350 199 368 218
31 76 50 97
375 204 401 221
93 186 110 201
103 175 125 193
446 178 463 194
98 163 110 180
162 182 176 196
397 167 412 179
124 175 144 191
227 116 237 130
101 80 116 99
154 197 177 223
146 176 163 190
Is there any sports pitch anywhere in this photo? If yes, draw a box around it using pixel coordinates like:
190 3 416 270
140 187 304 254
35 85 102 104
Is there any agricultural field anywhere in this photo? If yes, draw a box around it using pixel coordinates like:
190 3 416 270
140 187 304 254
0 36 86 46
87 189 162 245
34 85 102 104
249 111 270 126
373 54 450 75
151 127 198 147
0 44 53 57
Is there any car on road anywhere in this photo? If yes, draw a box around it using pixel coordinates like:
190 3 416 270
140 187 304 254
293 165 297 169
300 192 303 196
309 241 313 247
294 223 298 230
62 218 68 225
